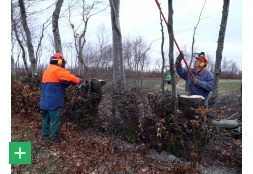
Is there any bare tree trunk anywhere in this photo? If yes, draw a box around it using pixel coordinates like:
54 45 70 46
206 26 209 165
160 13 165 96
11 54 16 76
11 54 15 75
11 4 28 77
52 0 64 53
18 0 36 80
11 6 16 76
35 20 50 71
68 1 99 77
76 17 88 77
109 0 125 94
188 0 206 91
209 0 230 108
132 37 153 90
167 0 178 119
12 33 29 79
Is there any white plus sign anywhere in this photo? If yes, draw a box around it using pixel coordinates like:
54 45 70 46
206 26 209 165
14 147 26 159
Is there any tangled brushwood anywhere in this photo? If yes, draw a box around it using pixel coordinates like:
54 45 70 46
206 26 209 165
11 76 242 172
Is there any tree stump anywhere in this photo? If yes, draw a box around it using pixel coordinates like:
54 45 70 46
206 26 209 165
178 94 205 119
178 94 209 161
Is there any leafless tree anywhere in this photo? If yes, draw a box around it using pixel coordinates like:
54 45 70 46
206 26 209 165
187 0 206 91
82 39 112 79
132 36 153 88
11 1 29 78
167 0 178 118
11 34 16 76
229 61 239 76
123 38 134 71
12 0 52 79
83 42 97 68
67 0 109 77
221 57 230 72
95 24 112 71
209 0 230 108
52 0 64 54
220 57 240 78
35 19 51 69
160 13 166 96
190 0 206 67
206 53 215 73
18 0 37 80
109 0 125 94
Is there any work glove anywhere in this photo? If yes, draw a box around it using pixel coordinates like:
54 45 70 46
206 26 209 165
176 52 184 62
75 75 83 84
78 77 83 85
193 79 200 86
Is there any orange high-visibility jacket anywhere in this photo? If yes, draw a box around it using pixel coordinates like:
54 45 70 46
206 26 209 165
40 64 80 110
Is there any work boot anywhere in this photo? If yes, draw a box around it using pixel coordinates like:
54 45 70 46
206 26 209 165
50 139 61 143
41 137 49 141
40 137 50 145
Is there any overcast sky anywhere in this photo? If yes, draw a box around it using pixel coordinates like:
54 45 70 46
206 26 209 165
9 0 242 70
86 0 242 70
124 0 242 69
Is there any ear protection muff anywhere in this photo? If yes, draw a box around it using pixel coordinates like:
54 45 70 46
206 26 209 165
49 57 63 65
58 57 66 68
58 58 63 65
199 62 206 68
50 53 66 67
197 54 208 68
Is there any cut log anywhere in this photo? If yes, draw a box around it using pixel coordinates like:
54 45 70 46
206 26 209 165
212 119 241 129
90 78 106 94
178 94 205 119
226 112 240 120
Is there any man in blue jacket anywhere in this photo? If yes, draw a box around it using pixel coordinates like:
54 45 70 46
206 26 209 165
175 52 213 108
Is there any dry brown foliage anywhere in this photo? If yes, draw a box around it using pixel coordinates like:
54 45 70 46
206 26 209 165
11 77 241 173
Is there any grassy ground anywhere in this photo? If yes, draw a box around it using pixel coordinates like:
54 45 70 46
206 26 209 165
124 78 242 94
218 79 242 92
103 77 242 97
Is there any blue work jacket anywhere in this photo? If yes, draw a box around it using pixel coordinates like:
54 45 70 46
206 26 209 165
176 65 213 107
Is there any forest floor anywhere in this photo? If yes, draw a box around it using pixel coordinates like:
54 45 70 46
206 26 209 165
11 78 242 174
11 112 241 174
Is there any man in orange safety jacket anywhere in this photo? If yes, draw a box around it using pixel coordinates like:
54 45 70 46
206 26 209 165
40 52 82 143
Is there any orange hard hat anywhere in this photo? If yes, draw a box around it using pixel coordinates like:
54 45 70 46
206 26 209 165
52 52 64 60
197 56 208 65
196 52 208 65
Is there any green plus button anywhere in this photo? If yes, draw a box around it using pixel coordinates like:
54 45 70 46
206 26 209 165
9 142 31 164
